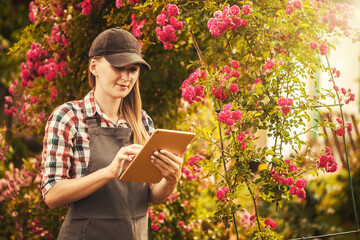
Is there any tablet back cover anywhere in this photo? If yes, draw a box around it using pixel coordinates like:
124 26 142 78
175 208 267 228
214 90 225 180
119 129 196 183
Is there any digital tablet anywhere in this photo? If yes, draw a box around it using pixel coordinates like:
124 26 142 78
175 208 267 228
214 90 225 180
119 129 196 183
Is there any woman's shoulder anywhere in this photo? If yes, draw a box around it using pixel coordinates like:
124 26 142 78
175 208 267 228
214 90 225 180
141 110 153 122
48 100 83 124
141 110 155 135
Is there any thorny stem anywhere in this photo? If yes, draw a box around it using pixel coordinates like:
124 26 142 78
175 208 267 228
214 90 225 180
183 17 240 240
325 55 359 238
245 178 262 233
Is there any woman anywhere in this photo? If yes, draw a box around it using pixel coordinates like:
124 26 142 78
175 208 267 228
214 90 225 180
41 27 183 239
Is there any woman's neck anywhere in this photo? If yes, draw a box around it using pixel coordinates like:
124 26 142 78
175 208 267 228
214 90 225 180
94 90 121 124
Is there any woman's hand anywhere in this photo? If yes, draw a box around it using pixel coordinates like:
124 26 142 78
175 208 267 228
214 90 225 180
150 150 183 184
105 144 143 179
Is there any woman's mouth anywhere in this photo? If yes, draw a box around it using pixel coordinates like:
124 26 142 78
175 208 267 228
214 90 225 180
116 84 129 88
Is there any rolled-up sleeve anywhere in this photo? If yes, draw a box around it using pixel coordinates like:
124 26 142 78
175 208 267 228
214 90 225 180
141 110 155 136
41 105 76 197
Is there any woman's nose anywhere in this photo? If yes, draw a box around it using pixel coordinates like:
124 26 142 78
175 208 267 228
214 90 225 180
119 69 130 80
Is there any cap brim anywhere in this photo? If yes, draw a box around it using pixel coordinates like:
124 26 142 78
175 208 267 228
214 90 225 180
104 53 151 70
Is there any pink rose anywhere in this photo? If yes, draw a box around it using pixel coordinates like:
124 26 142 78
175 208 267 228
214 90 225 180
264 60 275 70
223 65 230 73
297 189 306 199
214 10 222 20
232 17 242 27
231 60 240 69
281 106 291 115
341 88 347 95
222 186 230 193
286 177 294 186
167 4 180 17
223 103 232 111
242 5 251 15
115 0 123 8
81 0 92 16
158 212 165 220
216 189 225 201
209 25 222 38
295 179 306 189
349 93 355 102
264 219 271 225
319 43 328 55
255 78 262 84
51 86 58 101
325 146 332 155
290 186 297 195
237 132 246 142
232 110 242 121
241 141 246 150
20 69 30 81
4 96 13 105
289 164 297 172
336 70 341 78
156 14 168 26
151 224 159 231
278 98 287 106
293 0 302 9
163 42 173 50
309 42 318 50
194 85 204 97
231 70 241 78
286 6 294 15
207 18 218 29
346 122 353 132
336 128 345 136
230 5 240 16
240 19 248 27
270 221 277 229
286 98 293 105
336 117 343 124
30 96 37 104
229 83 239 93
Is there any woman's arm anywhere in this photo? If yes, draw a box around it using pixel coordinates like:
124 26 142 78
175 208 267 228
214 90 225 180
44 144 142 209
149 150 183 205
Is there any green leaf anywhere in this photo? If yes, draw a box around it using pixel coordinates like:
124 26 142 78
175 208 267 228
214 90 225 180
266 150 275 155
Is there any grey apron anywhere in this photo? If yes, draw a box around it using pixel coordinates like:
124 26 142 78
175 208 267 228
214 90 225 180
57 104 149 240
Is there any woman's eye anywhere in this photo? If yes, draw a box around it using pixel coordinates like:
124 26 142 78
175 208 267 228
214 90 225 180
130 67 139 72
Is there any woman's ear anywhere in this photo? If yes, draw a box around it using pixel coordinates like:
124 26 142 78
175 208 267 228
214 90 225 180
89 58 97 77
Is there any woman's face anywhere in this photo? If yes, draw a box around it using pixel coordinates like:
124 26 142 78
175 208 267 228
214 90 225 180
92 57 140 100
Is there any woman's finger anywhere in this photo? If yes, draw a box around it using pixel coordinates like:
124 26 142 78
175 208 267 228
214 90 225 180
127 144 143 149
153 151 180 169
156 150 183 165
151 156 177 179
119 147 141 156
150 156 167 171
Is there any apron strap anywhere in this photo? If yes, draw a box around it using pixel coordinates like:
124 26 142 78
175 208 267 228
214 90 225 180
82 100 100 128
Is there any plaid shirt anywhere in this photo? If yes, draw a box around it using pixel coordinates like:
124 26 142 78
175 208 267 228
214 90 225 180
41 89 155 196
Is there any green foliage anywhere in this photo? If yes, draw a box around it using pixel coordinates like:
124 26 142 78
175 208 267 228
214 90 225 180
1 0 359 239
0 0 32 85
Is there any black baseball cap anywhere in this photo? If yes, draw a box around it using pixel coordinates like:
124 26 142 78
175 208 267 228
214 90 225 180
88 27 151 70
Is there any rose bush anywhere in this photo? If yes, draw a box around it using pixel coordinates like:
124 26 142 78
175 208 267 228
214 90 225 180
1 0 359 239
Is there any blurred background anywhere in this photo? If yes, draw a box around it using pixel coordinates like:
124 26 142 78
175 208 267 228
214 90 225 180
1 0 360 239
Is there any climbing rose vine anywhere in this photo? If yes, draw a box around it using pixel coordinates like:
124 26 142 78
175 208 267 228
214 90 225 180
1 0 359 239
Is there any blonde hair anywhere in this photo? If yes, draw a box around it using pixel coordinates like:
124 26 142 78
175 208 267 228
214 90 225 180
88 57 149 145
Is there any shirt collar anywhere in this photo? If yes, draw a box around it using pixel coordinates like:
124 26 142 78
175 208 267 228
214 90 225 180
83 89 126 126
83 89 99 118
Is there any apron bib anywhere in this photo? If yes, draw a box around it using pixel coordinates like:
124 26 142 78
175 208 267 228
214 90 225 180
57 103 149 240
